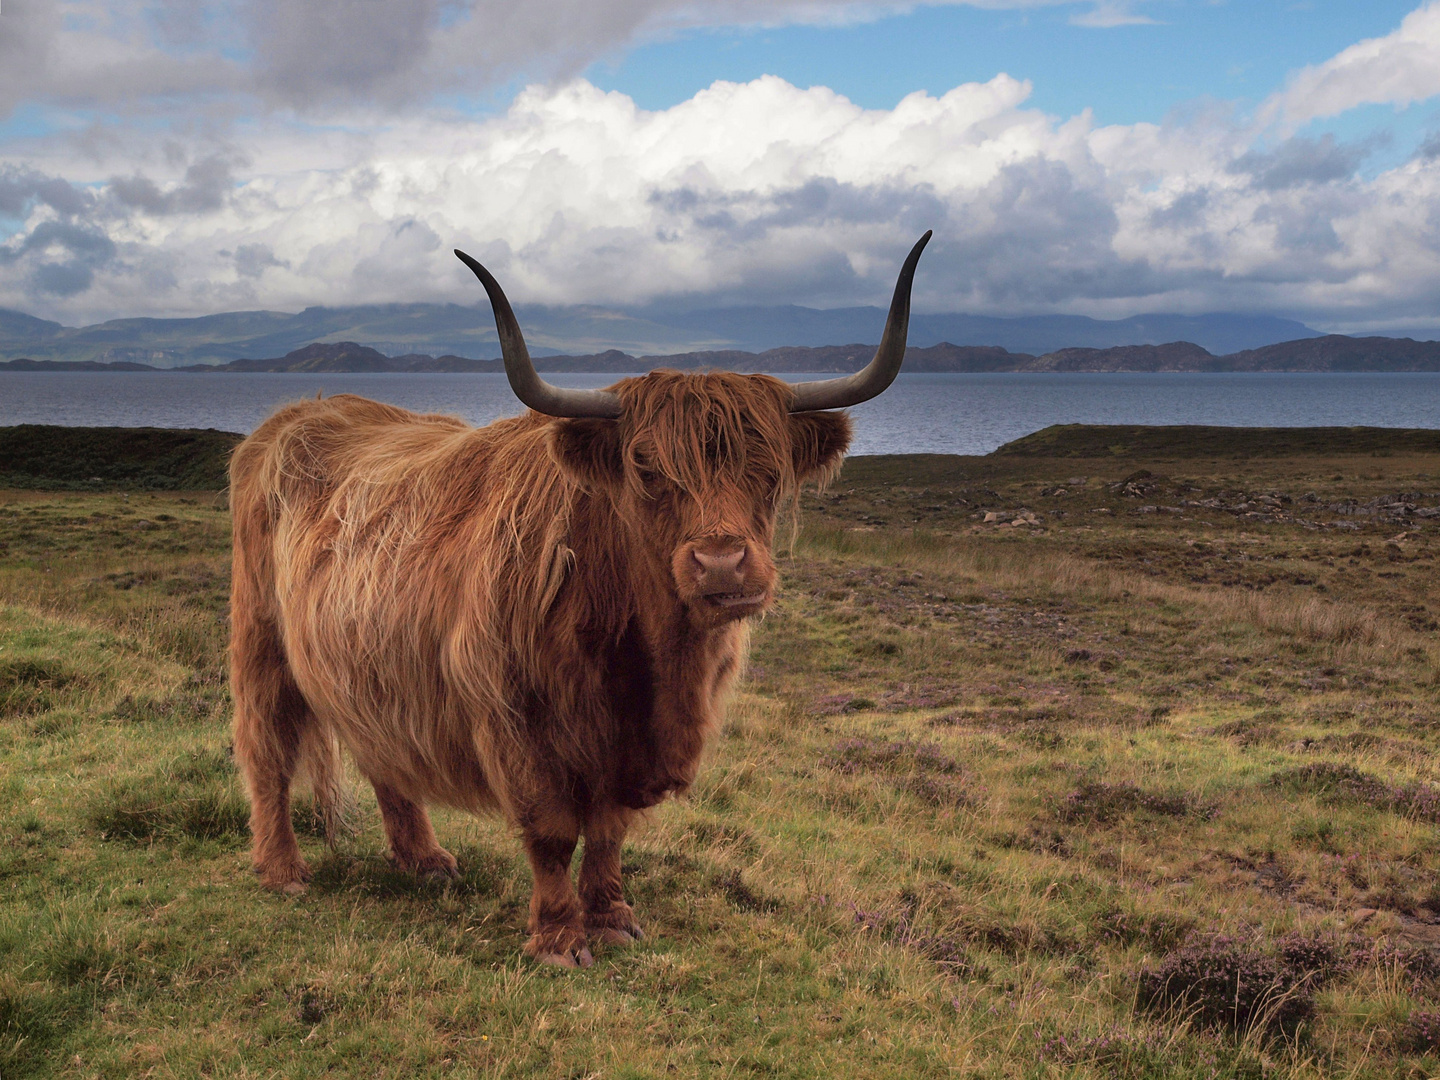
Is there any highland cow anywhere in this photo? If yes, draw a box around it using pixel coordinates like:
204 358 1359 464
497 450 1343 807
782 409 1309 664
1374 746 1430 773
228 232 930 965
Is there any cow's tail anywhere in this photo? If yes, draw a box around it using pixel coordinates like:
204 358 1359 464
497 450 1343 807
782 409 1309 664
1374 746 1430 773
299 722 354 846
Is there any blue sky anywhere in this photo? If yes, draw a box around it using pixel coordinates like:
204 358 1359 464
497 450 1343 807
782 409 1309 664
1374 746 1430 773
3 0 1440 332
593 2 1419 121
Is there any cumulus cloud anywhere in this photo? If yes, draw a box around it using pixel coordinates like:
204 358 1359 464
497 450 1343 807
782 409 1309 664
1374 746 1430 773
231 243 286 278
0 168 94 219
109 152 246 215
2 72 1440 333
1265 0 1440 128
1228 134 1378 191
0 219 116 298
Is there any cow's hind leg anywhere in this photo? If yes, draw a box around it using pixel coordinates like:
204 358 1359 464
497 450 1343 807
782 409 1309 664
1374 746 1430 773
232 621 313 894
373 783 458 880
521 813 590 968
580 805 642 946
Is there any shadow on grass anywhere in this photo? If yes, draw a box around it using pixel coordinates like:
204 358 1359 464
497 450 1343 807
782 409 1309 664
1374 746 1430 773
88 748 248 843
305 843 521 903
0 656 86 717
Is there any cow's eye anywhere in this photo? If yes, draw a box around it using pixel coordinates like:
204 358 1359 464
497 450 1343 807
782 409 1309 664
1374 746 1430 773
636 467 661 486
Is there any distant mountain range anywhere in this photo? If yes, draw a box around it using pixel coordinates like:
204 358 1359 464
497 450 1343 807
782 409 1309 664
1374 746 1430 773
8 334 1440 374
0 302 1327 367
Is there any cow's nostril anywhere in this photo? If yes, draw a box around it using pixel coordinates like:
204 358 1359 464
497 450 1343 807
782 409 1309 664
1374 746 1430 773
693 547 745 575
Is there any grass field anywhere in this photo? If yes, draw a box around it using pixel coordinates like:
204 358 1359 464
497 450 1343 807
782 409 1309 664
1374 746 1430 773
5 426 1440 1077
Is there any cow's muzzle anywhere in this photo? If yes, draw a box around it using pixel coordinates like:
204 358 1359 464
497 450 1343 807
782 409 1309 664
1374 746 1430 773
676 537 774 616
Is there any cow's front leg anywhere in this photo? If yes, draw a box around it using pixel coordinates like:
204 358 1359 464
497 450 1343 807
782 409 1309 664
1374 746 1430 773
522 825 591 968
580 805 642 946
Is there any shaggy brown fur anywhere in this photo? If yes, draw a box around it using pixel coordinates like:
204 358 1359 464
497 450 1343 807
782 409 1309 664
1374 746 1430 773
230 371 850 965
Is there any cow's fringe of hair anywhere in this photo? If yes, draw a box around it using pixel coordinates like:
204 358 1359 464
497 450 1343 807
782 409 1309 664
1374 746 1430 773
616 370 797 494
613 370 842 553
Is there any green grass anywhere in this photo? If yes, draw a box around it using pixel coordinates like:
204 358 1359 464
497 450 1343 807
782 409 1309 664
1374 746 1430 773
4 434 1440 1076
0 425 240 490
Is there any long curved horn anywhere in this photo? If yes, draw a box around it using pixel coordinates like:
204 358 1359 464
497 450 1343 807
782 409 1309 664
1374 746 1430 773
788 230 932 412
455 249 622 419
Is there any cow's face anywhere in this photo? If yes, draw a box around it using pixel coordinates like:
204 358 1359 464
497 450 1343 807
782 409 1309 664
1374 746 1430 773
549 371 850 626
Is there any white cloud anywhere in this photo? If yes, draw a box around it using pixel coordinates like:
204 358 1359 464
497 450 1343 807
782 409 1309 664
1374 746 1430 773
1069 1 1156 29
2 72 1437 332
1264 0 1440 128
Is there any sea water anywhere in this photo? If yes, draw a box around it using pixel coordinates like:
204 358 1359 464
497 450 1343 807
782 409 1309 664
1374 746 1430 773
2 371 1439 456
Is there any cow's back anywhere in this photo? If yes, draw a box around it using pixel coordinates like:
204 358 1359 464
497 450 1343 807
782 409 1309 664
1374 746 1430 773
230 394 472 633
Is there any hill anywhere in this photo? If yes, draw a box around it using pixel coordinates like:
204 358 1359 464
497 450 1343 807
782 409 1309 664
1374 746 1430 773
12 335 1440 373
1222 335 1440 372
0 302 1321 367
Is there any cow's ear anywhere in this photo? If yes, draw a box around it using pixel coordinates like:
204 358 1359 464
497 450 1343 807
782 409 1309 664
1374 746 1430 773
789 410 852 481
548 418 624 490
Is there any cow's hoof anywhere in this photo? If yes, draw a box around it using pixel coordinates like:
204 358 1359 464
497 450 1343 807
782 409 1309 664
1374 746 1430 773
257 858 311 894
536 946 594 969
388 847 459 879
525 925 591 969
586 906 644 947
